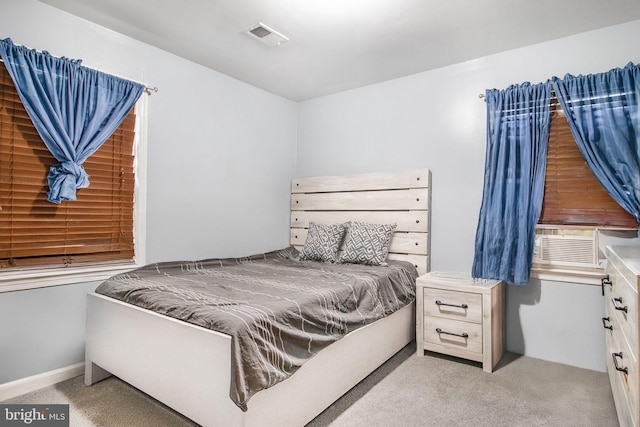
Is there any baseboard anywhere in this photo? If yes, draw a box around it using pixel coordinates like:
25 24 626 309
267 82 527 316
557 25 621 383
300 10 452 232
0 362 84 402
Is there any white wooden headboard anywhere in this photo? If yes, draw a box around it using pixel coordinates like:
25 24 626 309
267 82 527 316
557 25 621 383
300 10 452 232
290 169 431 275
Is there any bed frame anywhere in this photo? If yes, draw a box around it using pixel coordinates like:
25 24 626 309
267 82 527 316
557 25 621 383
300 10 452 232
85 169 431 427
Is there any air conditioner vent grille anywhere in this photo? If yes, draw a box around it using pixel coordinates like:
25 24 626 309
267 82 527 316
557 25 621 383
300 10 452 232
533 235 598 267
246 22 289 47
249 26 271 38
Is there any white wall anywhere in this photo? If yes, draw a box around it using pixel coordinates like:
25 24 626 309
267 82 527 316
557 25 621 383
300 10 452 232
0 0 297 384
296 20 640 372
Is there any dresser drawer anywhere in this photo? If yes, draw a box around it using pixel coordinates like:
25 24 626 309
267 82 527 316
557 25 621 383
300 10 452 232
605 246 640 427
606 323 638 427
424 288 482 323
606 338 634 427
608 260 639 359
424 316 483 354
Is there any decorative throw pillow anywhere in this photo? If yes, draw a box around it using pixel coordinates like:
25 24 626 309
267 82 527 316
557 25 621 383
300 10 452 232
298 222 346 263
339 221 397 266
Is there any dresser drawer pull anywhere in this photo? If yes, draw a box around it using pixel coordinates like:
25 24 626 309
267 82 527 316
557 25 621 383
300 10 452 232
612 352 629 374
601 317 613 330
601 275 611 296
611 297 628 313
435 300 468 309
435 327 469 338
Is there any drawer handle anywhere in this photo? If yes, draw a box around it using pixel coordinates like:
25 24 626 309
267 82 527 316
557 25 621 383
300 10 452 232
601 317 613 330
435 327 469 338
601 275 611 296
435 300 468 309
611 297 628 313
612 352 629 374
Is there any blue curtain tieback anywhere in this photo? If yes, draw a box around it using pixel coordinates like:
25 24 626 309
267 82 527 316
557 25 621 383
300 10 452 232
47 161 90 204
0 38 144 204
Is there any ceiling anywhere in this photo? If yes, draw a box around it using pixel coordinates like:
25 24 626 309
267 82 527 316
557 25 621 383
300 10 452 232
37 0 640 101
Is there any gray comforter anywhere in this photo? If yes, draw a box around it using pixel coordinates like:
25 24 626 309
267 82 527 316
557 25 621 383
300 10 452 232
94 247 417 411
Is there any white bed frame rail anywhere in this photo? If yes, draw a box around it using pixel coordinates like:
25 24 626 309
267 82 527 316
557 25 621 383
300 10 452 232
85 295 415 427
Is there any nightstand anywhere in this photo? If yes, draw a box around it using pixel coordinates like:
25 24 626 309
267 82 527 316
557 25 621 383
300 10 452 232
416 271 505 372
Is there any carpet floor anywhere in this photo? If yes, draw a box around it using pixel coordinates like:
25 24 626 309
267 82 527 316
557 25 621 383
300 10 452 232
3 342 618 427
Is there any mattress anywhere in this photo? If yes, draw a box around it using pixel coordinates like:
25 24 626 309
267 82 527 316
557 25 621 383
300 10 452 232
94 246 417 410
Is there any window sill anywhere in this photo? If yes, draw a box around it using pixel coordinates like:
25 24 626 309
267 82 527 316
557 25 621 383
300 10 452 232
530 265 605 286
0 263 140 293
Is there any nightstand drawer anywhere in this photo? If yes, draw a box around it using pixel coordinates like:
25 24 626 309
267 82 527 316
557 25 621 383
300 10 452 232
424 316 483 354
424 288 482 323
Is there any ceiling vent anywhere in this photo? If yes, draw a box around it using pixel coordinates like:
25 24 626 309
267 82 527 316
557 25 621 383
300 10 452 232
247 22 289 47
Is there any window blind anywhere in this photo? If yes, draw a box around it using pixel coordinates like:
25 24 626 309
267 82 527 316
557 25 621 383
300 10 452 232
0 65 136 269
539 99 636 228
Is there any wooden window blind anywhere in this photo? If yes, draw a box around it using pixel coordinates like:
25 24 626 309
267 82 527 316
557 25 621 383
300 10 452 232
0 65 136 269
539 98 636 228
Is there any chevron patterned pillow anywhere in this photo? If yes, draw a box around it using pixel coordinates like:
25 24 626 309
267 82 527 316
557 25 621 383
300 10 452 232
339 221 397 266
298 222 346 263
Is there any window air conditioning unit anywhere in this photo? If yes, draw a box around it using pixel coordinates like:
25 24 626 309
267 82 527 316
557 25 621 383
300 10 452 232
532 231 601 269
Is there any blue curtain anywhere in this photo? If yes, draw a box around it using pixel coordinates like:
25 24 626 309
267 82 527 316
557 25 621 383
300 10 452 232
0 38 144 203
553 63 640 226
472 82 552 285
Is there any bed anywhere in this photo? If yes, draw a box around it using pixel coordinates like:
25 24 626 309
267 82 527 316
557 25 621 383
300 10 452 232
84 168 431 427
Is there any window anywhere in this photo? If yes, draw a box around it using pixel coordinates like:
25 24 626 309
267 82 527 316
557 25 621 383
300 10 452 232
539 99 636 228
0 64 145 291
531 98 637 284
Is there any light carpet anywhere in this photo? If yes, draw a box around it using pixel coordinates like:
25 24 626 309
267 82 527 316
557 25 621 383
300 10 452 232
3 342 618 427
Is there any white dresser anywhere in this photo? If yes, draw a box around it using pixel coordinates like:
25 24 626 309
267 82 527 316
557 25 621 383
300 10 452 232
604 246 640 427
416 271 505 373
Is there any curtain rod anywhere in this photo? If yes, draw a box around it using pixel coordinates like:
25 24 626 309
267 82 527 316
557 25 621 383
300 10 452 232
479 90 629 103
0 57 158 94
